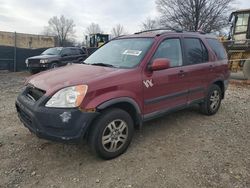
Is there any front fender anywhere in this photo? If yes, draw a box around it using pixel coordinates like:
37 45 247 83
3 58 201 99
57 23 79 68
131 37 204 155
84 90 142 112
97 97 141 113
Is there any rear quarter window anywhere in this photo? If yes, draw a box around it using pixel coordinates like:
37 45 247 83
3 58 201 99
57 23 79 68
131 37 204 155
206 39 227 60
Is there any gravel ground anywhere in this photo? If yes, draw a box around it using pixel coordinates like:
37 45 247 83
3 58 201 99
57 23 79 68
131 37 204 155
0 71 250 188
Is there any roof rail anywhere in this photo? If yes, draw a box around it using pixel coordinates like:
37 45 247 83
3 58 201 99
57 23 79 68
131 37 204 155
111 35 126 40
197 30 206 34
134 27 183 35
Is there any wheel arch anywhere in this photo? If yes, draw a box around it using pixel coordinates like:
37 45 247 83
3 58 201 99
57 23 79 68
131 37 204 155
50 60 60 65
97 97 143 129
212 80 225 99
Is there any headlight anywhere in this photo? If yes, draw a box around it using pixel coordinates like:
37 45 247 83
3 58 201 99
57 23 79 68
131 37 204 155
25 59 29 65
45 85 88 108
40 59 49 64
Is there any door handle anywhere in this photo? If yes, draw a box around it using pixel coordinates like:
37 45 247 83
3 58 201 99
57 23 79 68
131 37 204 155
209 65 214 71
178 70 185 77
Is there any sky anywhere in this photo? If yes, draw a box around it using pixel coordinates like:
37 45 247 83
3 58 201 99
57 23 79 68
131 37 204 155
0 0 250 42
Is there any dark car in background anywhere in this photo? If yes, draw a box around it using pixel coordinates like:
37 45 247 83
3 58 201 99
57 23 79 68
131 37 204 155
25 47 87 74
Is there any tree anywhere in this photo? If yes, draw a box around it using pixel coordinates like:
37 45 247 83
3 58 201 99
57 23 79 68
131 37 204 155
156 0 234 32
45 15 75 46
42 26 53 36
141 17 158 30
111 24 126 37
86 23 103 35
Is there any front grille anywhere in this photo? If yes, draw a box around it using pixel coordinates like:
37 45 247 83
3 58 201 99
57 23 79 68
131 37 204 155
16 104 32 125
25 86 46 102
28 59 40 64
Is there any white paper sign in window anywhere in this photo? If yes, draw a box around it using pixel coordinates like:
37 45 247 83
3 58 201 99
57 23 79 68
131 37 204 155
123 50 142 56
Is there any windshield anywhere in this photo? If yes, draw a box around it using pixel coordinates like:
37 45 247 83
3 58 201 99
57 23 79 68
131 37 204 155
85 38 153 68
42 47 63 55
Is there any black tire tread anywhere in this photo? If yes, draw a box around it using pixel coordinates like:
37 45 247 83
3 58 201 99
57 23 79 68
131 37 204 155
87 108 134 159
200 84 222 116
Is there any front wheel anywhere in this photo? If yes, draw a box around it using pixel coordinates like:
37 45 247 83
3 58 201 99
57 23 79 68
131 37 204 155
28 68 39 74
200 84 222 115
243 60 250 80
88 108 134 159
50 63 58 69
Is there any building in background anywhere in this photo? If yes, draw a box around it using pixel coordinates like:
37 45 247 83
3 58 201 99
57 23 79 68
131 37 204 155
0 31 56 71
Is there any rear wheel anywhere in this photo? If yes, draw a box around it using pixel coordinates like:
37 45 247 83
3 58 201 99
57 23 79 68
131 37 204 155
200 84 222 115
243 60 250 80
88 108 134 159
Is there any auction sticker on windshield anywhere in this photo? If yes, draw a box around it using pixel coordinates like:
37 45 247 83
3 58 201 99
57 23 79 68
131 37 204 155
123 50 142 56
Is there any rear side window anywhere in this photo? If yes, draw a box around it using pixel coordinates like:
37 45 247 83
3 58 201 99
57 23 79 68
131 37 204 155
207 39 227 60
183 38 208 65
152 38 183 67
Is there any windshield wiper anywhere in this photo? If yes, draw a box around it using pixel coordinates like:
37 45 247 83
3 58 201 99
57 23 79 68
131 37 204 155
91 63 118 68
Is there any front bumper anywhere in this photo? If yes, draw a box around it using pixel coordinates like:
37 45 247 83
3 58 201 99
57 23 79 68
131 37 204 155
16 92 98 143
27 63 49 69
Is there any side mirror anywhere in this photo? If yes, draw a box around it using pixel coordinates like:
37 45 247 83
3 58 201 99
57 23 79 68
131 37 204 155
61 54 68 57
149 58 171 71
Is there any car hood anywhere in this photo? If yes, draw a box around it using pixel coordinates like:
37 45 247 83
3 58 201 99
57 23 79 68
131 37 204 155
28 54 60 59
26 64 122 95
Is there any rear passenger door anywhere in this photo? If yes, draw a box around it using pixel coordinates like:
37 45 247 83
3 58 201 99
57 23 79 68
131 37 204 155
206 38 229 81
182 37 211 103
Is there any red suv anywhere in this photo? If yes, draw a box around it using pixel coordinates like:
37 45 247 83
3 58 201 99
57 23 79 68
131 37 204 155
16 29 229 159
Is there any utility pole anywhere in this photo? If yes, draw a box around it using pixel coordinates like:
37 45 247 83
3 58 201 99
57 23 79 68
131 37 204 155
13 32 17 72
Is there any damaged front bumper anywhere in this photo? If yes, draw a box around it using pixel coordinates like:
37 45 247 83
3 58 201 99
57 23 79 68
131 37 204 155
15 92 98 143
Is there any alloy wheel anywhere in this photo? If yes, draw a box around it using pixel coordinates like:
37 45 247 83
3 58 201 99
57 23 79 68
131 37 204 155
102 119 128 152
210 90 220 110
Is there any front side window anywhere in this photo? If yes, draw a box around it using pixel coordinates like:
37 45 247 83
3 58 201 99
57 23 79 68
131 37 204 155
61 48 71 56
152 38 183 67
184 38 208 65
235 13 249 33
85 38 153 68
70 49 79 55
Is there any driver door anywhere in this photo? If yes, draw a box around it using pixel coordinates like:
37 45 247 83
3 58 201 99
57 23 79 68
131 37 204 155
143 37 189 117
61 48 74 65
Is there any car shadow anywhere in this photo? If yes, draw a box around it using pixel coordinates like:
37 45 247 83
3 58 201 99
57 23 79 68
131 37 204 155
32 105 203 163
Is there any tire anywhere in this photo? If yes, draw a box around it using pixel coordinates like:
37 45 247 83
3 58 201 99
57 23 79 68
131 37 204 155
88 108 134 159
243 60 250 80
28 68 39 74
50 63 58 69
200 84 222 115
